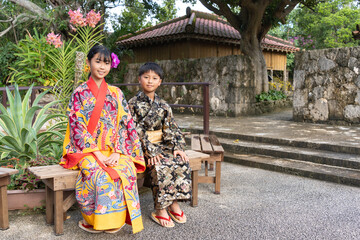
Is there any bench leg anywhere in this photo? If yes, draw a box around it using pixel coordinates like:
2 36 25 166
46 186 54 225
215 161 221 194
54 190 64 236
0 185 9 230
204 161 209 176
191 170 199 207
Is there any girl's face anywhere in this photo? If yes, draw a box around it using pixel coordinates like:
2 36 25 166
86 52 111 82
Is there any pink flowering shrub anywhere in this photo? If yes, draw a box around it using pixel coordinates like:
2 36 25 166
46 32 63 48
68 8 101 29
86 10 102 28
68 8 87 27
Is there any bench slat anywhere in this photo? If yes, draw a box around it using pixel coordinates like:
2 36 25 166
200 134 214 153
28 165 78 179
209 135 224 153
191 134 202 152
0 168 18 177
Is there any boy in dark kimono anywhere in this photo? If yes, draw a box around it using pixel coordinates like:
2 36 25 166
128 62 191 228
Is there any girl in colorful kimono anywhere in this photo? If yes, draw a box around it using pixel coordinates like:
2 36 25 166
128 62 191 228
60 45 146 234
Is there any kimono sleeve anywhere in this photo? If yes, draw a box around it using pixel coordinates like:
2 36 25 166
115 90 145 172
67 90 100 153
162 105 186 152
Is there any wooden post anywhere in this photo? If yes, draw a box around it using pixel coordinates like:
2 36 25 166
2 90 6 108
54 190 64 235
191 170 199 207
74 51 85 89
0 183 9 230
203 84 210 134
283 64 288 92
45 186 54 225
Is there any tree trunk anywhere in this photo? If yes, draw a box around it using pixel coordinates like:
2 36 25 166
239 35 268 95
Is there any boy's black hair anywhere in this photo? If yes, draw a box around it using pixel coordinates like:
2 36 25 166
138 62 164 80
87 44 111 63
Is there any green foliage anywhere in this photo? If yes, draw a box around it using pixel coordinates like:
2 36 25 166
9 29 56 86
0 42 17 85
45 39 78 113
271 0 360 49
256 90 287 102
5 156 59 191
0 84 66 163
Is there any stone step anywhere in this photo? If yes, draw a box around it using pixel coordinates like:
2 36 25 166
186 129 360 155
218 137 360 170
224 152 360 187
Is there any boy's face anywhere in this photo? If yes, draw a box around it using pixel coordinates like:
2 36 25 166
138 70 162 95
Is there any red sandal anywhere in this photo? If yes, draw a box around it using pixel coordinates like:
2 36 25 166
150 212 175 228
168 210 186 224
78 220 103 233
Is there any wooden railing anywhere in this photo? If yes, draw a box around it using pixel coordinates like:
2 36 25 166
0 82 210 134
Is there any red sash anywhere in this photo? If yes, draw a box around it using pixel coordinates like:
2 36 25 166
63 77 120 180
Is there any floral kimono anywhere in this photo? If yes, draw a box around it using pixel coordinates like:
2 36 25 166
60 78 146 233
128 91 191 209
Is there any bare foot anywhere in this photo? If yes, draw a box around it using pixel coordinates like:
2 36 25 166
168 201 187 222
155 209 174 227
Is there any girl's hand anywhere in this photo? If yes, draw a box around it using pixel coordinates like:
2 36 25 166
174 150 189 162
93 151 107 164
104 153 121 167
148 154 163 166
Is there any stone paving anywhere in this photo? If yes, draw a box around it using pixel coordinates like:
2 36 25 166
3 108 360 239
175 108 360 149
3 161 360 240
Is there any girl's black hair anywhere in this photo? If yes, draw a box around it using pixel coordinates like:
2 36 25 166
138 62 164 80
87 44 111 63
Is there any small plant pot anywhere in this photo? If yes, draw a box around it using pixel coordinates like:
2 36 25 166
7 189 46 210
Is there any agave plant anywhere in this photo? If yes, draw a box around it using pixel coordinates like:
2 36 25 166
0 84 66 163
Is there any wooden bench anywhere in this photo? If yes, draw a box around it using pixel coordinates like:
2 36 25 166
0 168 19 230
28 150 208 235
191 134 224 194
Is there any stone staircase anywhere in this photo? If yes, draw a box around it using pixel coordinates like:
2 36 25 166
186 130 360 187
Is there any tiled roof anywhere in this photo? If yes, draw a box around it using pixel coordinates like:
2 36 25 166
117 10 299 53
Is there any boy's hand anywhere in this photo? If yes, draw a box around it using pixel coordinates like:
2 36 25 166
148 154 163 166
174 150 189 162
104 153 121 167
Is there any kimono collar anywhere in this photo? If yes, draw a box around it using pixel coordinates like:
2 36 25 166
87 76 107 98
136 91 160 104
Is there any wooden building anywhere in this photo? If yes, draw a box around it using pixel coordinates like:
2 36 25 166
117 8 299 73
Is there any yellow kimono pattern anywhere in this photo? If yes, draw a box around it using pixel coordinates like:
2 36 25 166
60 82 145 233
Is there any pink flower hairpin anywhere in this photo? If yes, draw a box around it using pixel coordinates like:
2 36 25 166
111 53 120 69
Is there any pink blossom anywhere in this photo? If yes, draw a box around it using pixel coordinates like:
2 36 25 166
70 24 77 32
46 32 63 48
86 10 101 28
68 8 86 27
111 53 120 68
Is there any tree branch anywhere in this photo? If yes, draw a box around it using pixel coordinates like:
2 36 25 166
0 13 36 38
205 0 241 28
199 0 222 15
8 0 50 20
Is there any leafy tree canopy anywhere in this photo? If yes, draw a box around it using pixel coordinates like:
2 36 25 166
269 0 360 49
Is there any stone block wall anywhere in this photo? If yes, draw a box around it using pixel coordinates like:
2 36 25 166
293 47 360 123
123 55 256 116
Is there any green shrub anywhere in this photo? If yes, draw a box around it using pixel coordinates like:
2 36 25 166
256 90 287 102
9 29 57 86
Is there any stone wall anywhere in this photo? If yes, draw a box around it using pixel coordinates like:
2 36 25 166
293 47 360 123
123 55 256 116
